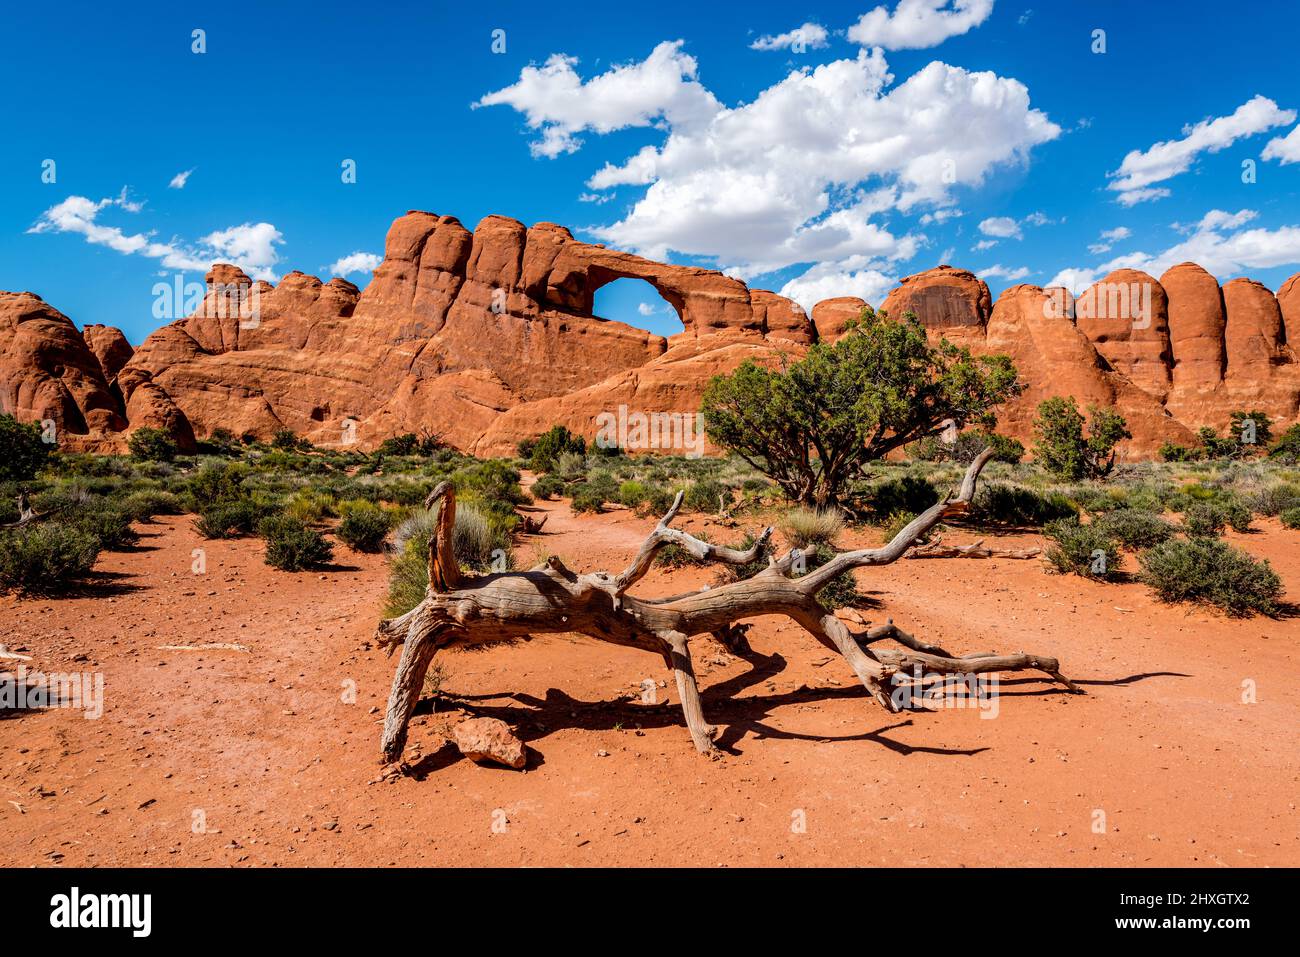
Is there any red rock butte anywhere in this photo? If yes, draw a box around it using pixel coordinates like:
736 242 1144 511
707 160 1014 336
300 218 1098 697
3 210 1298 458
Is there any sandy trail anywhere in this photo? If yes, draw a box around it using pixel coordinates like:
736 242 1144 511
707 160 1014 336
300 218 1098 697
1 489 1296 867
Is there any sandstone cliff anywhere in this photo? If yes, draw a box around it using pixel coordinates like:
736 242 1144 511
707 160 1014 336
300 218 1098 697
1 211 1297 459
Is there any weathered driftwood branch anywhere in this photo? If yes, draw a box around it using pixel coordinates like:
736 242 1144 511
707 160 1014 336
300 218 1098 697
374 448 1078 765
906 536 1042 560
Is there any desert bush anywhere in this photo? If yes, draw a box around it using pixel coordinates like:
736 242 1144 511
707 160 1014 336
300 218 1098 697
792 543 861 611
951 429 1025 465
283 489 337 524
531 474 565 500
616 480 649 507
0 523 101 594
256 514 334 571
570 485 605 513
554 450 586 479
778 507 844 549
1280 507 1300 530
634 485 679 518
185 460 251 507
1182 501 1226 538
271 429 310 451
1139 537 1282 617
1092 509 1177 549
683 479 725 513
119 489 183 522
1158 440 1202 463
0 414 53 481
1248 483 1300 517
127 427 177 463
529 425 586 472
701 307 1021 507
73 504 139 551
1032 397 1131 480
376 432 443 456
1043 518 1122 580
858 474 940 521
194 501 256 539
336 500 393 552
1268 423 1300 464
385 503 514 615
969 483 1077 527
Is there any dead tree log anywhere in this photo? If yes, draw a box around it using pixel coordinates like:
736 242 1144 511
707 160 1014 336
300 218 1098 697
374 450 1079 764
906 536 1042 560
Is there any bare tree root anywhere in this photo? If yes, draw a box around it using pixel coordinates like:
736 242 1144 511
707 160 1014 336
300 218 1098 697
374 449 1078 764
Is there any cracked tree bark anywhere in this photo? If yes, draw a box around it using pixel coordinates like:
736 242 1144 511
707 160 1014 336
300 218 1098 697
374 449 1080 764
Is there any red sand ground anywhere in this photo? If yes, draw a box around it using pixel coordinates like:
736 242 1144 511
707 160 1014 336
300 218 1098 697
2 486 1297 867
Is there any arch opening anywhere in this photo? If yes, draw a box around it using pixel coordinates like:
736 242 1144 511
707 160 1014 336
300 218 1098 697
590 277 685 339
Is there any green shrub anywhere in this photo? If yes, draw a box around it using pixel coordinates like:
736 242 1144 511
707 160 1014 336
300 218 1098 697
529 425 586 472
616 480 650 507
683 479 725 513
1268 423 1300 464
376 432 443 456
1092 509 1177 549
283 489 337 524
635 485 679 518
385 504 514 616
951 429 1025 465
1043 518 1122 580
271 429 309 451
859 475 940 520
1158 441 1202 463
778 507 844 549
970 483 1077 527
0 414 54 481
531 474 565 500
193 499 269 539
185 460 251 507
0 523 101 594
74 505 139 551
792 543 861 611
120 489 183 522
1249 483 1300 517
1280 507 1300 530
127 427 178 463
1139 537 1282 617
336 500 393 552
256 514 334 571
570 486 605 513
1182 501 1226 538
1032 396 1130 480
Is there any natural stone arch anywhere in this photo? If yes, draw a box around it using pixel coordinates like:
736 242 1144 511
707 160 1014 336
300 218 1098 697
588 272 687 337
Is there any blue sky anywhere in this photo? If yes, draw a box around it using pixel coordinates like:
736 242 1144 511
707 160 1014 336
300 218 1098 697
3 0 1299 344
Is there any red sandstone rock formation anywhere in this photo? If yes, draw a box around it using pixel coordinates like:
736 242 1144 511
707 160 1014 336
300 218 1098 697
1 210 1297 459
0 292 125 447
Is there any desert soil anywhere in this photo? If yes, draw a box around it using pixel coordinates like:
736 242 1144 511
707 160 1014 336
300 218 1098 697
2 481 1297 868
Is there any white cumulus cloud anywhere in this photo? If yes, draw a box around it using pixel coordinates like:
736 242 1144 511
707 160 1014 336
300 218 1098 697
1048 209 1300 291
169 169 194 189
1262 124 1300 164
1107 95 1296 205
29 190 283 281
779 259 898 313
847 0 995 50
978 216 1021 239
328 251 382 277
750 22 830 52
474 40 720 158
1087 225 1132 254
978 263 1030 281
